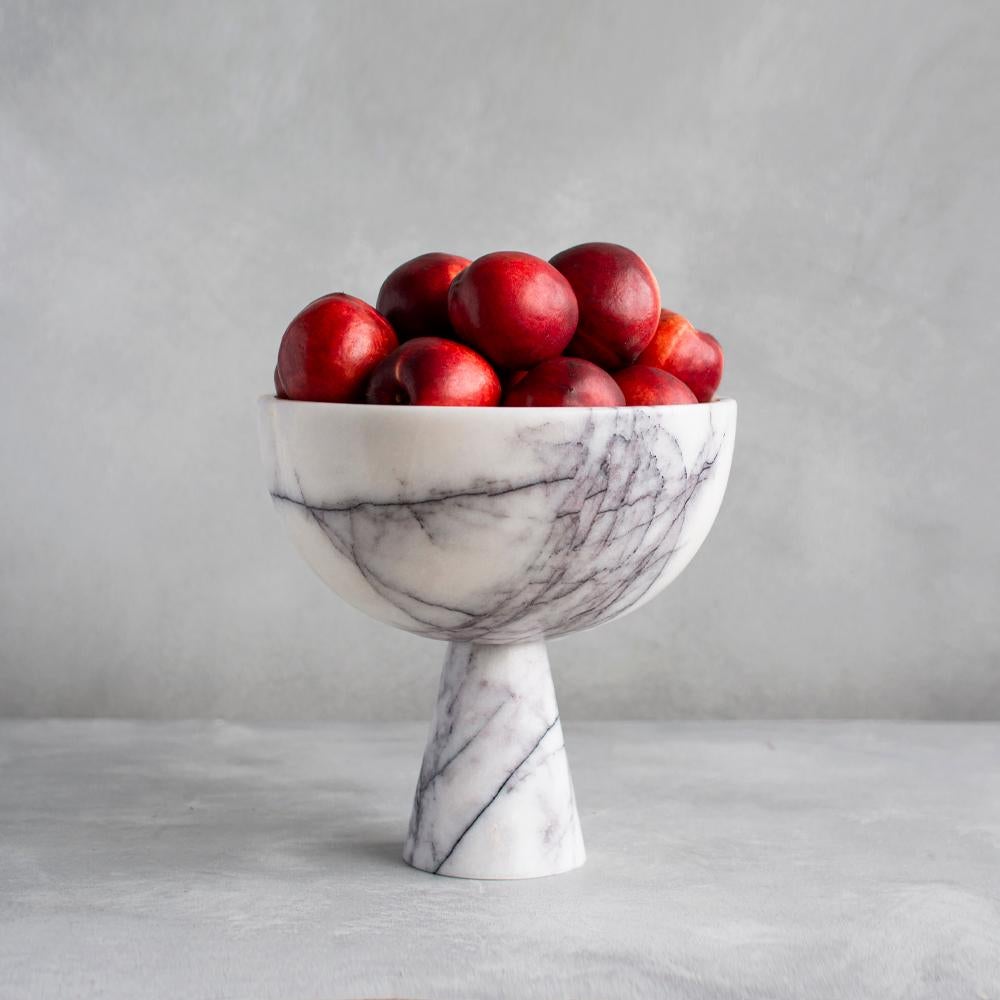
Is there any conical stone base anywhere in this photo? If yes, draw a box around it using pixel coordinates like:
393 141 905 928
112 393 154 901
403 640 586 879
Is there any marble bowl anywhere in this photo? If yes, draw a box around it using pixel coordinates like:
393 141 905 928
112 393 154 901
258 397 737 879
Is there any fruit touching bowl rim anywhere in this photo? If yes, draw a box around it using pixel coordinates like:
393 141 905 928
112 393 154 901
261 395 735 413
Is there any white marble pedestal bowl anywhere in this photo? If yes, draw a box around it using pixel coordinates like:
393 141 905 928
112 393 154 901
258 398 737 879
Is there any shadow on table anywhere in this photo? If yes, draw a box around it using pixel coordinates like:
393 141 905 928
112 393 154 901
290 835 411 872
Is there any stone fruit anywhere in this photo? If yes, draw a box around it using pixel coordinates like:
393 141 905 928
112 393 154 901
636 310 723 402
612 365 698 405
277 293 398 403
550 242 660 368
503 357 626 407
447 251 579 369
376 252 471 341
365 336 501 406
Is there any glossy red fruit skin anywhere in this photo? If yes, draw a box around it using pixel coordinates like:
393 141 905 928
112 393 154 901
376 252 471 341
503 357 626 407
365 336 501 407
447 251 579 369
273 365 288 399
550 242 660 369
612 365 698 406
277 293 398 403
636 310 723 402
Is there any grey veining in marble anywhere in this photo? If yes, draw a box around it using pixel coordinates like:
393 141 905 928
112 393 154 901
259 399 736 644
2 720 999 1000
258 399 736 878
404 640 585 878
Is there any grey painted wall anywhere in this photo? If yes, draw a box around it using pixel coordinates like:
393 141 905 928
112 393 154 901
2 0 997 720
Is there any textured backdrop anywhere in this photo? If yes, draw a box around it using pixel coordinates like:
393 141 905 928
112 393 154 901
2 0 997 719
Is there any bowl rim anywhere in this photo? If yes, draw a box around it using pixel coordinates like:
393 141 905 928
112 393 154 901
259 395 736 414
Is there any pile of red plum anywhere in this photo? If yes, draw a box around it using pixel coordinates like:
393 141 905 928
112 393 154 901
274 243 723 407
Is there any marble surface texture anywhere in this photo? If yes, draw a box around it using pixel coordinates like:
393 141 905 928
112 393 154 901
259 399 736 643
259 399 736 879
404 640 585 878
2 720 999 1000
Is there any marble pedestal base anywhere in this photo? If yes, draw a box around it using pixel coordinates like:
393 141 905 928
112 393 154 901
403 640 586 879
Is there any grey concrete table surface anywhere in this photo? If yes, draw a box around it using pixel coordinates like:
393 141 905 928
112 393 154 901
1 721 999 1000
